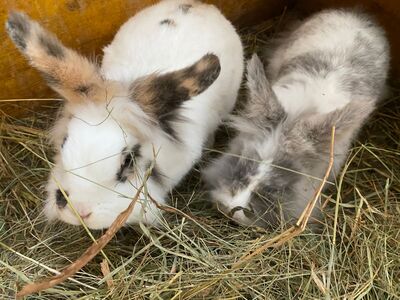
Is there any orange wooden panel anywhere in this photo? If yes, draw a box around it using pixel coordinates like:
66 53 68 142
3 0 399 117
0 0 291 116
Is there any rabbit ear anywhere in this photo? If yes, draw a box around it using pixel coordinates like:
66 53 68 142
6 12 106 103
244 54 286 126
130 54 221 135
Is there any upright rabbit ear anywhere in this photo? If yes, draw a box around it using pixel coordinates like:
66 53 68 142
6 12 105 103
244 54 286 126
130 54 221 136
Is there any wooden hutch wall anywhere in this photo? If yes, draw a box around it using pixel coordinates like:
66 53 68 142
0 0 399 116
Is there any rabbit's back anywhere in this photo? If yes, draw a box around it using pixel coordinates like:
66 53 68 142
268 10 389 115
101 0 243 85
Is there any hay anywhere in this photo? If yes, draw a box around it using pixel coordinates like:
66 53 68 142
16 184 145 298
1 15 400 299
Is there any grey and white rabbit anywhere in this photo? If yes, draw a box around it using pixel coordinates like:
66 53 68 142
203 9 390 228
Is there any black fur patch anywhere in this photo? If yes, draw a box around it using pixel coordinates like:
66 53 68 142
161 55 219 137
156 54 220 104
39 34 65 59
160 120 180 140
6 12 30 50
116 145 141 182
56 189 68 208
116 173 127 182
160 19 175 26
148 73 188 139
12 33 27 50
145 161 165 186
133 76 188 140
151 76 191 110
41 71 60 86
179 4 192 14
210 155 259 195
131 54 220 139
75 84 91 95
61 135 68 148
279 53 332 78
132 144 141 157
229 157 258 192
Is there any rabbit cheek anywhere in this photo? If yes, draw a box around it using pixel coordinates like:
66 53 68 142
43 196 58 221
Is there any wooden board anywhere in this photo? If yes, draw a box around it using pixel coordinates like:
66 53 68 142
1 0 400 116
0 0 290 116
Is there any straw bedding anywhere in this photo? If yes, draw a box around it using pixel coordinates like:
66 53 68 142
1 15 399 299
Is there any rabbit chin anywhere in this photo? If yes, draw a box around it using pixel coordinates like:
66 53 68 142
44 178 165 230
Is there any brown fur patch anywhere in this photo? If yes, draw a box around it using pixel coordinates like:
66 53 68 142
75 84 92 96
6 11 109 104
180 78 199 96
130 54 221 137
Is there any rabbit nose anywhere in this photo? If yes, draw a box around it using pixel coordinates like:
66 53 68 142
79 212 92 219
77 208 92 219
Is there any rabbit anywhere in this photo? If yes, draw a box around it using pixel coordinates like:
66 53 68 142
6 0 244 229
203 9 389 229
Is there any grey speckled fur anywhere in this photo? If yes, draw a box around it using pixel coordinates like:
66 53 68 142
203 9 390 229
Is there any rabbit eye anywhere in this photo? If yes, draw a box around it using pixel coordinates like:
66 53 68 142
116 144 141 182
56 189 68 208
61 135 68 148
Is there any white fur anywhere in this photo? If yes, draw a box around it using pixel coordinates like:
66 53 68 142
45 0 243 229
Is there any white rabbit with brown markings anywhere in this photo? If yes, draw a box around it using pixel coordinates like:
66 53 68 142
203 9 389 228
6 0 243 229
